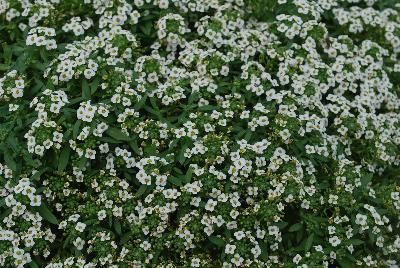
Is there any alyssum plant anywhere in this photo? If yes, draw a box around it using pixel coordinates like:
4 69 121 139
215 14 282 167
0 0 400 267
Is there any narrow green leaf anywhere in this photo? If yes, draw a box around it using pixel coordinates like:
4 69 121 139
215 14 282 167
106 128 131 141
208 236 225 247
134 95 147 110
169 176 182 186
184 168 193 183
78 157 87 168
6 136 17 152
259 241 269 261
348 239 364 246
129 140 140 154
114 220 122 235
63 234 73 248
178 143 188 165
120 232 131 245
361 173 373 187
68 97 84 106
29 261 39 268
31 168 48 181
58 146 70 171
289 223 303 232
304 233 314 252
144 144 157 155
135 185 147 197
275 222 289 229
82 79 91 99
338 258 354 268
4 150 17 171
84 219 99 225
73 120 82 139
36 204 59 225
0 64 10 71
90 77 100 94
140 21 152 36
0 208 11 221
198 105 217 111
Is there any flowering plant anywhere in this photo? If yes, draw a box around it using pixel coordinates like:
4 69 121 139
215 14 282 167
1 0 400 267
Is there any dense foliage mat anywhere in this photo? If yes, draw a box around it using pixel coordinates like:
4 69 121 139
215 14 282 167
1 0 400 267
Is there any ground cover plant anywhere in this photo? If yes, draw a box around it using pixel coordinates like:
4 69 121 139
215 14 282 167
0 0 400 267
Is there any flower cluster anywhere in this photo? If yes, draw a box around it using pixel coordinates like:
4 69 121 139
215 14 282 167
62 17 93 36
0 164 55 267
1 0 400 267
26 27 57 50
0 70 25 111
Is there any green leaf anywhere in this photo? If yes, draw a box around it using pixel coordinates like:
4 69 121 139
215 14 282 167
198 105 217 111
31 78 44 95
90 77 100 94
259 241 269 261
100 137 122 144
68 97 84 106
338 258 354 268
361 173 373 187
134 95 147 110
348 239 364 246
169 176 182 186
73 120 82 139
3 150 17 171
144 144 157 155
135 185 147 197
29 261 39 268
6 136 18 152
106 128 131 141
289 223 303 232
275 222 288 229
39 48 49 63
178 143 189 165
129 140 140 154
0 208 11 221
2 43 12 65
78 157 87 168
31 168 48 181
152 249 162 264
120 232 131 245
114 220 122 235
84 219 99 225
82 79 91 99
208 236 225 247
140 21 152 36
304 233 314 252
36 204 59 225
63 234 73 248
58 146 70 171
0 63 10 71
184 168 193 183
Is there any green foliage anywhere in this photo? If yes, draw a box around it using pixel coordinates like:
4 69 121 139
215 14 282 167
1 0 400 267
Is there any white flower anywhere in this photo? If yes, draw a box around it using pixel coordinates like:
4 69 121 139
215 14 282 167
355 214 368 226
97 210 107 221
29 195 41 206
234 231 245 240
11 87 23 98
15 79 25 89
140 240 151 251
225 244 236 254
191 258 200 267
73 237 85 250
75 222 86 232
293 254 302 264
205 199 217 212
329 236 341 247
